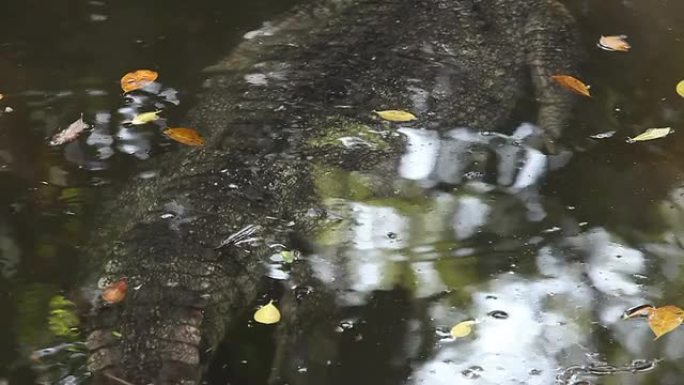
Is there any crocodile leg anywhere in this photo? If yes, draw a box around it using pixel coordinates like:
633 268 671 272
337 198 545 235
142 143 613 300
524 0 580 151
86 223 263 385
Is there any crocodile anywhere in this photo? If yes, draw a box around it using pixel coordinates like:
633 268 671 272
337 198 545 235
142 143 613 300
82 0 580 384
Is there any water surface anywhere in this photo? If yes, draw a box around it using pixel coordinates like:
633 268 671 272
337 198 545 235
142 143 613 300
2 1 684 384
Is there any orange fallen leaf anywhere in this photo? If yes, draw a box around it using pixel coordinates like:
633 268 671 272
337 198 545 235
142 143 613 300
120 69 158 93
164 128 205 146
598 35 631 52
551 75 591 97
102 279 128 304
648 305 684 339
623 304 684 339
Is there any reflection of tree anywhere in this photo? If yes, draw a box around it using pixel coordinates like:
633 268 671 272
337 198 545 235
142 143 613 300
300 123 684 384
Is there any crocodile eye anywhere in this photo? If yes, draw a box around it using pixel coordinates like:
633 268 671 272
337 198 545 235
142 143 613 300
622 304 655 319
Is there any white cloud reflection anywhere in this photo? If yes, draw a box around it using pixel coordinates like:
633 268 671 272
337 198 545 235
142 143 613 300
312 123 669 384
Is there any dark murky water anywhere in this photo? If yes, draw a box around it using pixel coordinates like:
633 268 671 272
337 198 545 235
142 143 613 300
2 1 684 384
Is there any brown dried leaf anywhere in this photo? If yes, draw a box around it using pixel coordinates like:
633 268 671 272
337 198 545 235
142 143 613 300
163 127 205 146
551 75 591 97
120 69 158 93
49 114 90 146
598 35 631 52
102 279 128 304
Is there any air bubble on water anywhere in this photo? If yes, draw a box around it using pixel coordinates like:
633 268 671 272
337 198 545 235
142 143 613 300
297 367 308 373
61 375 78 385
487 310 509 319
96 276 110 289
294 285 313 301
461 366 484 379
464 171 484 180
435 328 454 342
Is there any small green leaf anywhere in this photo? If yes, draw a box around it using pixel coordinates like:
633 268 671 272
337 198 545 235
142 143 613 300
281 250 295 264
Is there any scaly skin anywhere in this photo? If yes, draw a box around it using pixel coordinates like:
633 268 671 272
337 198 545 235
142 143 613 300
84 0 579 384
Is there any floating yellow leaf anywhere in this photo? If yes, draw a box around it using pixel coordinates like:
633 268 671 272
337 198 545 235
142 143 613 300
374 109 417 122
676 80 684 98
102 279 128 304
626 127 672 143
120 69 158 93
622 304 684 339
450 320 476 338
598 35 631 52
163 127 205 146
649 306 684 339
130 110 161 125
254 300 280 324
551 75 591 97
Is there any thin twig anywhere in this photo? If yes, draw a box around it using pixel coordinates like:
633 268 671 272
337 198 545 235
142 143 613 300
104 373 136 385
